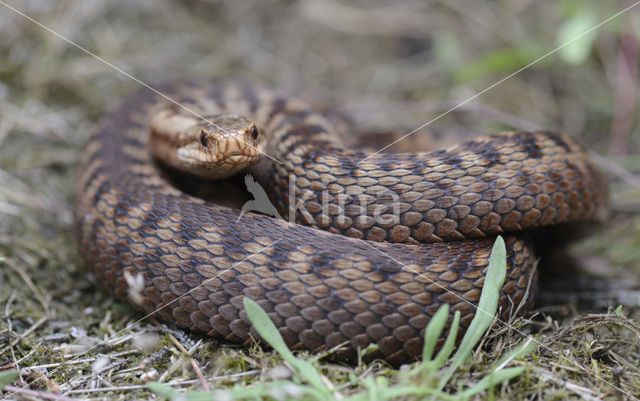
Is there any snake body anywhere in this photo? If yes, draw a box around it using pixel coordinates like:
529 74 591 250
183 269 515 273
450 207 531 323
74 81 608 365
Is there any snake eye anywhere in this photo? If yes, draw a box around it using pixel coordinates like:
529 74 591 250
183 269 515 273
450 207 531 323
249 126 259 140
200 132 209 147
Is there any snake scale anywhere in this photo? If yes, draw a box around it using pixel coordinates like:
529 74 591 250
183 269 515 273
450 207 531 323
74 81 608 365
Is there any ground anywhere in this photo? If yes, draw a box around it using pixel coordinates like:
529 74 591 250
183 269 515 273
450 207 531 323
1 1 640 400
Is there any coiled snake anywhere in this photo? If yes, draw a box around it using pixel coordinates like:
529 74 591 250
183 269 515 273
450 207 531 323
74 81 608 365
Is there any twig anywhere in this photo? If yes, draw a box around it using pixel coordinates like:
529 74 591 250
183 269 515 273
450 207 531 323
3 385 78 401
611 199 640 213
533 369 601 401
342 99 542 132
156 318 210 391
14 341 43 365
3 257 49 313
589 151 640 189
0 316 48 356
608 2 639 155
62 371 260 394
24 350 139 370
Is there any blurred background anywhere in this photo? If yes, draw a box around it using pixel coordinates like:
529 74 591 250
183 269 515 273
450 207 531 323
1 0 639 398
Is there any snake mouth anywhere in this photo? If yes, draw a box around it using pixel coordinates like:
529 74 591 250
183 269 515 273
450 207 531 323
225 154 252 164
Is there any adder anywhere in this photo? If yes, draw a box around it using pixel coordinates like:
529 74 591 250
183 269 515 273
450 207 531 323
74 81 608 365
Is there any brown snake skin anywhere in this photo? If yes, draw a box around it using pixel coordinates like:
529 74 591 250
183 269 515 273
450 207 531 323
74 81 608 365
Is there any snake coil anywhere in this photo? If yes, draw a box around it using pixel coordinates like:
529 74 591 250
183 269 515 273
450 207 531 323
75 81 608 365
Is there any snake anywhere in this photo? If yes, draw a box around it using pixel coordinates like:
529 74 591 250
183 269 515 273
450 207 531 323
74 81 608 365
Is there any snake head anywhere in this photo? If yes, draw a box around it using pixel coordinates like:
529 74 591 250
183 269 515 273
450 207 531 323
150 110 265 180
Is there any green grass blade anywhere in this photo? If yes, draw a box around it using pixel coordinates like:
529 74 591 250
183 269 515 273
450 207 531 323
148 382 312 401
243 297 329 395
0 370 18 390
344 386 457 401
438 236 508 390
0 369 19 391
422 303 449 362
431 310 460 368
184 391 226 401
492 338 536 371
452 46 540 84
557 8 597 65
459 338 535 398
243 297 296 361
460 367 526 398
146 382 180 400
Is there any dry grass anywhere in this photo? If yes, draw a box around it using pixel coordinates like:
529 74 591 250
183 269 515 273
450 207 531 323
1 0 639 399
